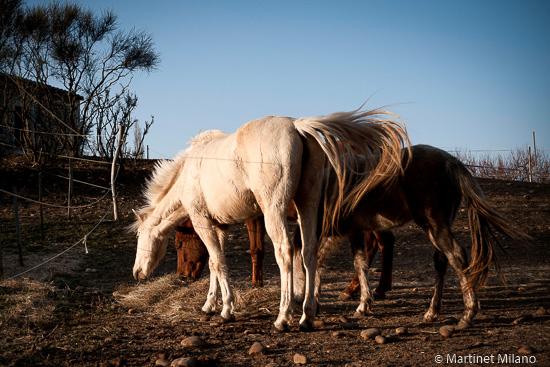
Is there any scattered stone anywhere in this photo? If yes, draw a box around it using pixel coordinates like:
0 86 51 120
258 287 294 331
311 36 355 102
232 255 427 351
155 354 170 367
411 288 418 293
395 327 408 336
360 328 381 340
313 319 325 329
199 314 211 322
104 337 113 343
439 325 454 338
127 308 134 315
375 335 387 344
512 314 532 325
248 341 265 355
85 268 98 273
517 286 526 292
293 353 307 365
331 331 345 338
338 315 349 323
171 357 199 367
517 345 533 355
180 336 205 348
533 306 547 317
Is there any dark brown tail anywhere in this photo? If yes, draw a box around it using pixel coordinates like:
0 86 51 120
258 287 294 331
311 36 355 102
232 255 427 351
453 162 531 288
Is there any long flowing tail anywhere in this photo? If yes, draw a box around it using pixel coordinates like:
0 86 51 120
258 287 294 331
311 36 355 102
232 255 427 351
452 161 531 288
293 108 410 235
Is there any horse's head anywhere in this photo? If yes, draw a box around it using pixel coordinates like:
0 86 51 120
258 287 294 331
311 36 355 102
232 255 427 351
132 208 169 280
132 153 190 280
175 221 209 280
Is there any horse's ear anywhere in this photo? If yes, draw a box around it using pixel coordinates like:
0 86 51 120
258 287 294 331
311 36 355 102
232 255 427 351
132 209 145 224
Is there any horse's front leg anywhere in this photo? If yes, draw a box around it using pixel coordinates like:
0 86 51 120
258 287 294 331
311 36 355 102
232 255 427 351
263 213 293 331
350 232 373 316
202 257 218 314
193 218 235 321
246 218 265 287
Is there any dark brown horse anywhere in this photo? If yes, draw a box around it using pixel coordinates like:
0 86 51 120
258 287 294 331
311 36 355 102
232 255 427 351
307 144 529 329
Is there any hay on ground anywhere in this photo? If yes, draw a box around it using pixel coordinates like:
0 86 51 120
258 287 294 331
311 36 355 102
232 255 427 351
0 278 56 328
113 274 280 321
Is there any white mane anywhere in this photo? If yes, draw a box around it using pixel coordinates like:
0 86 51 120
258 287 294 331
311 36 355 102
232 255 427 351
143 151 186 207
188 129 226 148
142 129 227 210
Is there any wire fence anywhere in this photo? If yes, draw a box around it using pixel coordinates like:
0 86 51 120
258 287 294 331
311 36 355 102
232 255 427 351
1 139 548 280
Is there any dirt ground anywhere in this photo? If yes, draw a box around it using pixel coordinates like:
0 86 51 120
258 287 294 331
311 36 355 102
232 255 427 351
0 162 549 367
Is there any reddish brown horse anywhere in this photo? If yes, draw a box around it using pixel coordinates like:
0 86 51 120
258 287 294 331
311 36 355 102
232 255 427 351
174 219 393 298
175 218 267 287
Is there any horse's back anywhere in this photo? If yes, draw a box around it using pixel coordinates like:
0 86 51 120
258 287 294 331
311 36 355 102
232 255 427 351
181 116 304 222
401 145 464 225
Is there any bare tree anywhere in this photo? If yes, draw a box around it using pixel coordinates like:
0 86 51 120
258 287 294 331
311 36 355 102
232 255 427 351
131 115 153 160
0 0 159 163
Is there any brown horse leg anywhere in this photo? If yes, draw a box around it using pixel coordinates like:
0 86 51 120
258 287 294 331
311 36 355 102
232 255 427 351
423 249 448 322
175 234 185 277
427 226 478 329
374 231 394 298
246 218 265 287
350 231 373 316
339 231 381 301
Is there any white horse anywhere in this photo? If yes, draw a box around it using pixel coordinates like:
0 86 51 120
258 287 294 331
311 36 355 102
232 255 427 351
131 109 408 331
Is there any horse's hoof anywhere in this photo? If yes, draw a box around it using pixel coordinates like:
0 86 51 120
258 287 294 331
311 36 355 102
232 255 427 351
423 312 439 323
456 319 472 330
299 320 314 332
353 311 365 319
339 292 352 301
272 322 290 333
221 314 235 323
202 308 216 316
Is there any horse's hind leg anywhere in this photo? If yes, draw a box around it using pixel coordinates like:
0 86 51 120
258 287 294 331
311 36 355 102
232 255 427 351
423 249 448 322
427 226 478 329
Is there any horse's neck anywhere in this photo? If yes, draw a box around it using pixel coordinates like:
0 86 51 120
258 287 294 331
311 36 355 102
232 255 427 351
149 195 187 237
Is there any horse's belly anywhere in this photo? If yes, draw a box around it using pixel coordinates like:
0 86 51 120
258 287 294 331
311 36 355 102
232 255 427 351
204 188 260 223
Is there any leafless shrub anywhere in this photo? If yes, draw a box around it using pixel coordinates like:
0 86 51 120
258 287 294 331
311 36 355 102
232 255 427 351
453 147 549 183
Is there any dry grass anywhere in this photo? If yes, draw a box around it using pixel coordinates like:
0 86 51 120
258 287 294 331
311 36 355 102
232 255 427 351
113 274 280 321
0 278 56 328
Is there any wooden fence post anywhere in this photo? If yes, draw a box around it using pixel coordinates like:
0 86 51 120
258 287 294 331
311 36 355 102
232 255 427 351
527 147 533 182
111 124 124 221
38 170 44 239
67 157 73 218
12 186 24 266
0 229 3 278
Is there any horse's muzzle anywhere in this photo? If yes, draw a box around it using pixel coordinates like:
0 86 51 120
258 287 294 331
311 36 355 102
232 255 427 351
133 268 147 281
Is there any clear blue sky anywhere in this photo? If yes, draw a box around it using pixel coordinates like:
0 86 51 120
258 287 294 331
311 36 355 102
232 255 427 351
34 0 550 158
